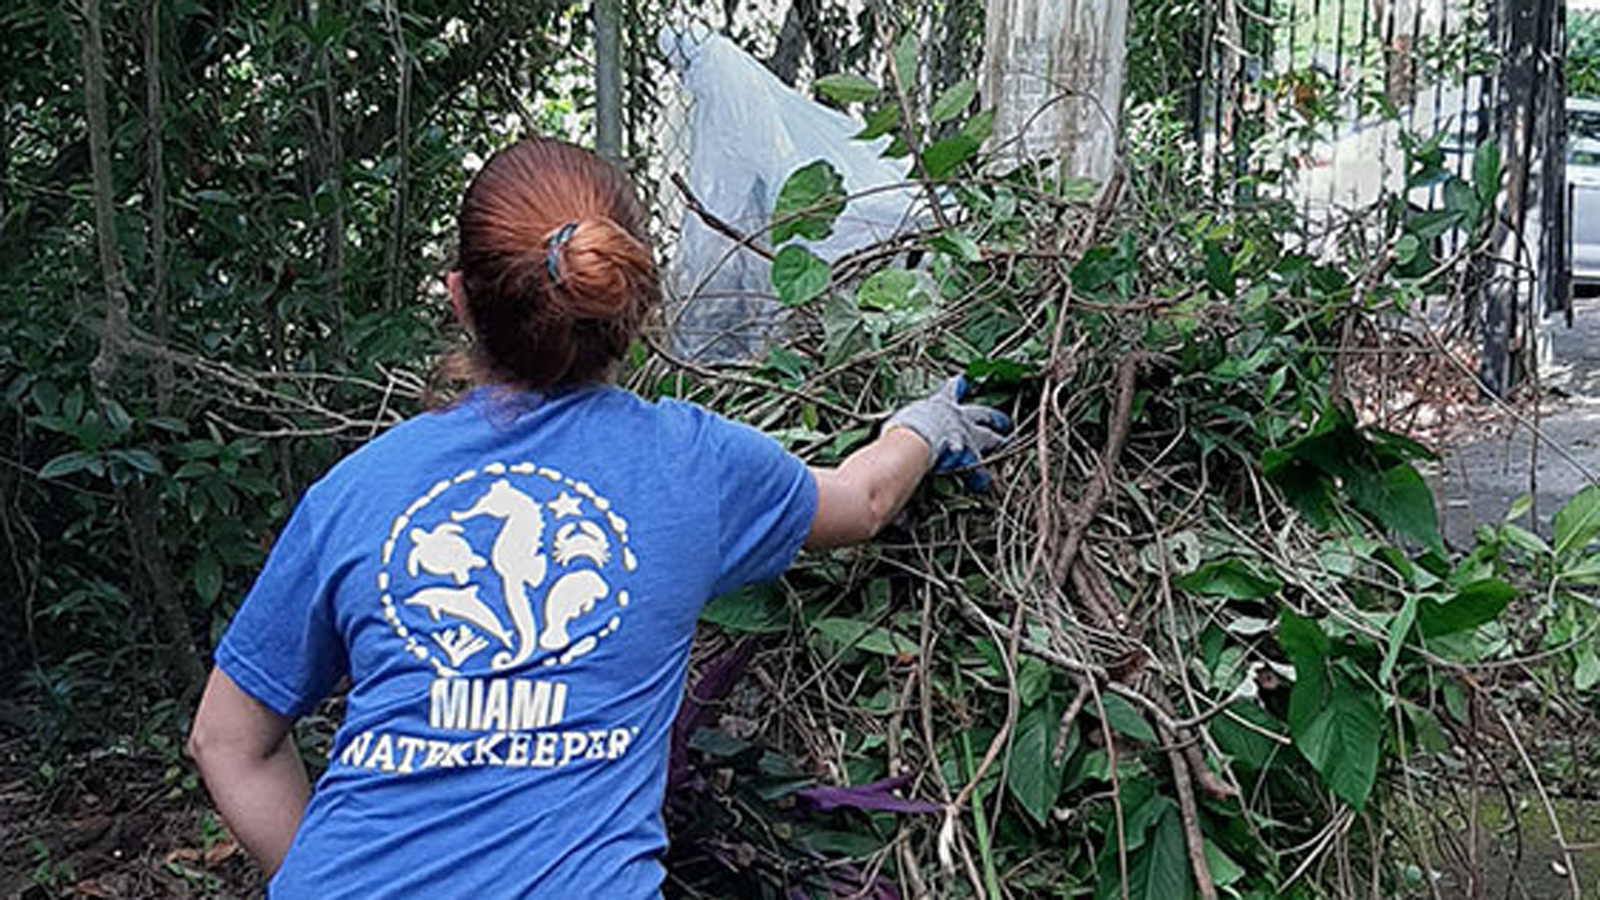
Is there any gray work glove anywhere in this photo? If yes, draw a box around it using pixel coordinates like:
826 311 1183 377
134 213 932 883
885 376 1012 491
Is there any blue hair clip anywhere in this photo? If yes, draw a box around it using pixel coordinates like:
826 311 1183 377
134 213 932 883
545 221 579 284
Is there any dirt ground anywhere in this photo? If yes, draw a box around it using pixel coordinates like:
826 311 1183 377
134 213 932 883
0 736 262 900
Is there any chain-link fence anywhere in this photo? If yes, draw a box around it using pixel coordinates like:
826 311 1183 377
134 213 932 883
610 1 982 361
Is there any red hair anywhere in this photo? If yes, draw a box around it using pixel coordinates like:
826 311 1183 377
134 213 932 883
455 138 658 390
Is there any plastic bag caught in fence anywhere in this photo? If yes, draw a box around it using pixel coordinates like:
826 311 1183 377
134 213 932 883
659 25 922 361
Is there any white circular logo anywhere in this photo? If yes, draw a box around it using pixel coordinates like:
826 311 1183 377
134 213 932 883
375 462 637 678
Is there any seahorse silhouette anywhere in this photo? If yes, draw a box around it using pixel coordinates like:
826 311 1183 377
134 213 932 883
453 480 548 670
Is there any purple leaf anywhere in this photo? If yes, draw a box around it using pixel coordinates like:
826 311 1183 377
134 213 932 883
795 774 941 815
668 639 756 792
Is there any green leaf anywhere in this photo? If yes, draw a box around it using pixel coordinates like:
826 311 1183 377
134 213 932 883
1071 232 1138 300
814 72 880 104
1347 463 1445 556
1554 485 1600 558
1395 234 1422 266
700 584 790 634
811 617 918 657
965 358 1036 385
1380 594 1420 684
770 244 831 307
922 134 980 179
192 554 222 604
1209 702 1286 772
1416 579 1515 637
173 460 215 480
1007 697 1071 826
1203 840 1246 888
1444 177 1480 224
929 78 976 124
1473 139 1501 208
113 448 163 475
1408 209 1460 242
1281 609 1332 742
1503 523 1552 557
1175 559 1282 601
1278 608 1331 663
1204 240 1236 296
892 33 918 92
928 229 981 262
1292 670 1383 810
1575 645 1600 692
771 160 847 245
855 268 928 311
1097 803 1195 900
1017 657 1052 707
855 102 901 141
38 451 99 479
1099 694 1156 743
960 108 996 146
821 292 870 368
1130 807 1194 900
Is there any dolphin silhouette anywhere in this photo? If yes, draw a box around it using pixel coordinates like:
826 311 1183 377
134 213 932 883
402 585 512 647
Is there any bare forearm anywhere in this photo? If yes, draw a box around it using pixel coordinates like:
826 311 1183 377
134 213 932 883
806 427 930 548
193 734 310 875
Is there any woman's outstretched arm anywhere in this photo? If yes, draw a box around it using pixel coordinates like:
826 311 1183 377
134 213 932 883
806 427 931 549
188 668 311 876
806 377 1010 549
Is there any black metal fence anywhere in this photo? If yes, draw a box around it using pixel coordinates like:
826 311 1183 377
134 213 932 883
1184 0 1569 395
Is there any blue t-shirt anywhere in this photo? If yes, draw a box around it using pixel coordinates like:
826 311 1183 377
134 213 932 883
215 386 818 898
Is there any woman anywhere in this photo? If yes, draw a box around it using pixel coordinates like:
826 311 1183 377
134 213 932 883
188 137 1009 897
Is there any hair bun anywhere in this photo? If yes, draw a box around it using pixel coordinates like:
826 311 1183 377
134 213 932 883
546 216 655 322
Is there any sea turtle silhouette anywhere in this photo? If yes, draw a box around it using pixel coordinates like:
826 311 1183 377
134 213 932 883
407 522 487 585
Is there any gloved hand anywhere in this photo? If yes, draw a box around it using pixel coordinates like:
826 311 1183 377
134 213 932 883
885 376 1012 490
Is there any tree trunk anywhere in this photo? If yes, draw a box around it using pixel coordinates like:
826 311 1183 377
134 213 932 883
383 0 412 311
128 482 206 691
981 0 1129 182
76 0 131 395
301 0 347 350
1 79 9 229
145 0 173 414
1384 0 1419 110
77 0 205 691
769 0 814 86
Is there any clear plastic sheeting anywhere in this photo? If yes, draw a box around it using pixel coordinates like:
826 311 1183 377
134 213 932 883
658 25 921 361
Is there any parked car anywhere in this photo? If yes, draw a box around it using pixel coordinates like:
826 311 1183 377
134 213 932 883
1570 98 1600 288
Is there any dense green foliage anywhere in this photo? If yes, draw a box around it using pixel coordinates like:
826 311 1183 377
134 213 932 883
1572 11 1600 99
1 0 581 734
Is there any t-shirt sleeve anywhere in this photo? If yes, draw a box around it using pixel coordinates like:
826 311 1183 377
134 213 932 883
214 489 347 718
701 410 819 597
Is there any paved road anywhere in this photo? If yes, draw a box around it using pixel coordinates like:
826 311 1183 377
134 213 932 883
1435 295 1600 548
